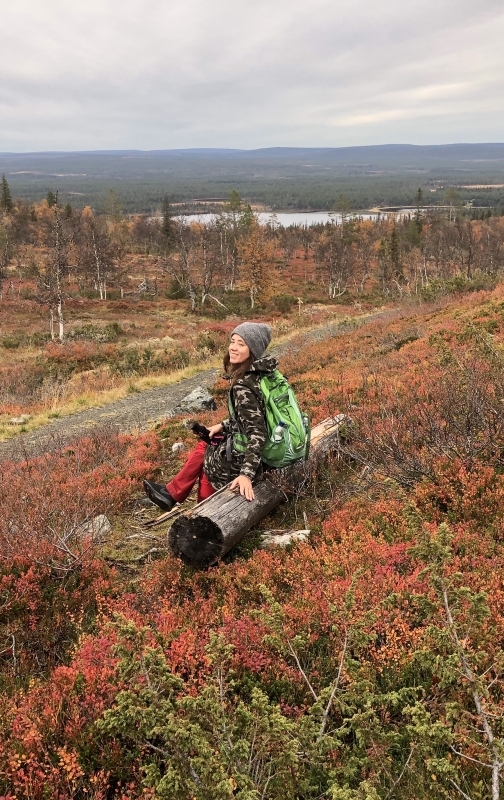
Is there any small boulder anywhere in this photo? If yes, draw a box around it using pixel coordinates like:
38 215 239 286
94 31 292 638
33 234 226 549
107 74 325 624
137 496 155 507
8 414 31 426
260 529 310 549
171 387 217 415
76 514 112 542
172 442 185 453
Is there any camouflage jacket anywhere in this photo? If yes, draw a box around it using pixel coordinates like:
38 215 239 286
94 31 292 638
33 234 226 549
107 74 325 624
204 355 278 489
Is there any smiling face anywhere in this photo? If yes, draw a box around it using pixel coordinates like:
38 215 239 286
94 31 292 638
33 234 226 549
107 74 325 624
228 334 251 365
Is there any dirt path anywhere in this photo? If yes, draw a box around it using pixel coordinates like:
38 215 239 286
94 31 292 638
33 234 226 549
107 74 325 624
0 310 396 463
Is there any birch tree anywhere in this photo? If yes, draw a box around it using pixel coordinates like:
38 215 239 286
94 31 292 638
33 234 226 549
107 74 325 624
315 218 357 299
215 191 253 290
76 209 119 300
167 219 198 311
196 222 226 308
37 202 71 341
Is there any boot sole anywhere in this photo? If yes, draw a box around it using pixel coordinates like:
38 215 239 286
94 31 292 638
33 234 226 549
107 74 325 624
143 480 174 512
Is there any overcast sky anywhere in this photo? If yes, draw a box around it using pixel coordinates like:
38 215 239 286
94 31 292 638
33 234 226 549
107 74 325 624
1 0 503 151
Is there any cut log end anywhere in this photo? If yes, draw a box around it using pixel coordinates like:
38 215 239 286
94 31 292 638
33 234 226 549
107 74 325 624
169 515 223 567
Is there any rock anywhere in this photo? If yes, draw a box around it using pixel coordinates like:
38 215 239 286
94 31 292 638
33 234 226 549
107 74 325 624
76 514 112 542
171 387 217 415
8 414 31 426
137 496 155 507
260 529 310 549
172 442 185 453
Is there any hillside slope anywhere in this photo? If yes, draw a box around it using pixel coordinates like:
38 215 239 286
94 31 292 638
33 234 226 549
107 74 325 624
1 287 504 799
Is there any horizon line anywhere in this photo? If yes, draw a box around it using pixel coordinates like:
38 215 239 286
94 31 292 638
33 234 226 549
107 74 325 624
1 142 504 157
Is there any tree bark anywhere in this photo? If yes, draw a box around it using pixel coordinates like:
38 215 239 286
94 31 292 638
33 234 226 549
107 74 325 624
168 415 350 568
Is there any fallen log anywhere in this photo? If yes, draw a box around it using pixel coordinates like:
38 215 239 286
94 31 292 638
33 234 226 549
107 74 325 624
168 414 351 568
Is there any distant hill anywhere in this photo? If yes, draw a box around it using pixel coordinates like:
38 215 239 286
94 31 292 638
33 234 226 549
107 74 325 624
1 143 503 213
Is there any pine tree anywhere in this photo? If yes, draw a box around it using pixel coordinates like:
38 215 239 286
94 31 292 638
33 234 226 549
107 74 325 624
46 190 57 208
237 220 277 308
224 190 243 215
414 187 423 234
378 227 404 292
104 189 122 222
377 237 390 290
161 194 175 247
389 226 403 280
1 174 13 213
238 203 254 229
334 192 353 224
223 190 249 230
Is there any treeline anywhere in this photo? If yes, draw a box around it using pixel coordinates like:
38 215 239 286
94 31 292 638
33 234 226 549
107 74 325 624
6 176 504 215
2 186 504 341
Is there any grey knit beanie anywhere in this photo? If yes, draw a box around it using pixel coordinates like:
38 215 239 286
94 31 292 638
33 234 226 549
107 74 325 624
230 322 272 359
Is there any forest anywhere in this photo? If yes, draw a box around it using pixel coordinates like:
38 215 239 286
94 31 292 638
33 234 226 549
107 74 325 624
2 177 504 799
1 143 504 213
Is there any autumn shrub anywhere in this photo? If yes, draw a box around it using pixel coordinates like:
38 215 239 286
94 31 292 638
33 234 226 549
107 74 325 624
165 278 189 300
0 428 161 572
0 555 113 688
220 289 251 316
271 293 297 313
0 361 48 407
340 341 504 488
169 346 191 370
1 342 122 409
68 321 125 342
2 334 22 349
42 340 116 378
109 344 191 377
418 272 497 304
4 498 503 799
194 329 224 356
1 330 52 349
19 286 37 300
109 347 151 376
0 427 161 691
58 366 121 400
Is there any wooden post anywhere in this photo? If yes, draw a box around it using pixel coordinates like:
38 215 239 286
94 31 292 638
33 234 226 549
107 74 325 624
168 415 350 568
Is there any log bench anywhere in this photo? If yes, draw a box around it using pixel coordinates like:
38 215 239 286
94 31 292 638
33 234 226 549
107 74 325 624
167 415 350 568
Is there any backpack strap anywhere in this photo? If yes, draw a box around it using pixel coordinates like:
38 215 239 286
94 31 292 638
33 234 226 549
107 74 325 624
226 434 233 481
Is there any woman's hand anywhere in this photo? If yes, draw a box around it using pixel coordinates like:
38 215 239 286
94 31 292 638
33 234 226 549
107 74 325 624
207 423 223 440
230 474 255 501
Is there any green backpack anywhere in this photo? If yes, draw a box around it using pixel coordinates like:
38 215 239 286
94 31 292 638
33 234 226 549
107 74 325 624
228 369 310 469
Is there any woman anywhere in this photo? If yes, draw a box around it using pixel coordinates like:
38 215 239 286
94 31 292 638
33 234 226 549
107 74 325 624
143 322 276 509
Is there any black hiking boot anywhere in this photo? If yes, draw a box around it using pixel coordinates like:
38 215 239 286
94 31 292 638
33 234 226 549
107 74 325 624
143 480 176 512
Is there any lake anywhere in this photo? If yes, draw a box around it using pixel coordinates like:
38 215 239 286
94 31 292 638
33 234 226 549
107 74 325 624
174 210 423 227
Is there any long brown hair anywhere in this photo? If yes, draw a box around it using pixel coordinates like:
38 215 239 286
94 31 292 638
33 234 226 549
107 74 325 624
223 351 255 387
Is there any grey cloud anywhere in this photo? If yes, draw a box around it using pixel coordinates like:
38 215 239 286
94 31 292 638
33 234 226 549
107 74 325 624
0 0 503 150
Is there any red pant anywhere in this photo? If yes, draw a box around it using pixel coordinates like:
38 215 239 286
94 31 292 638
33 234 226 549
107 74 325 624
166 440 216 503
